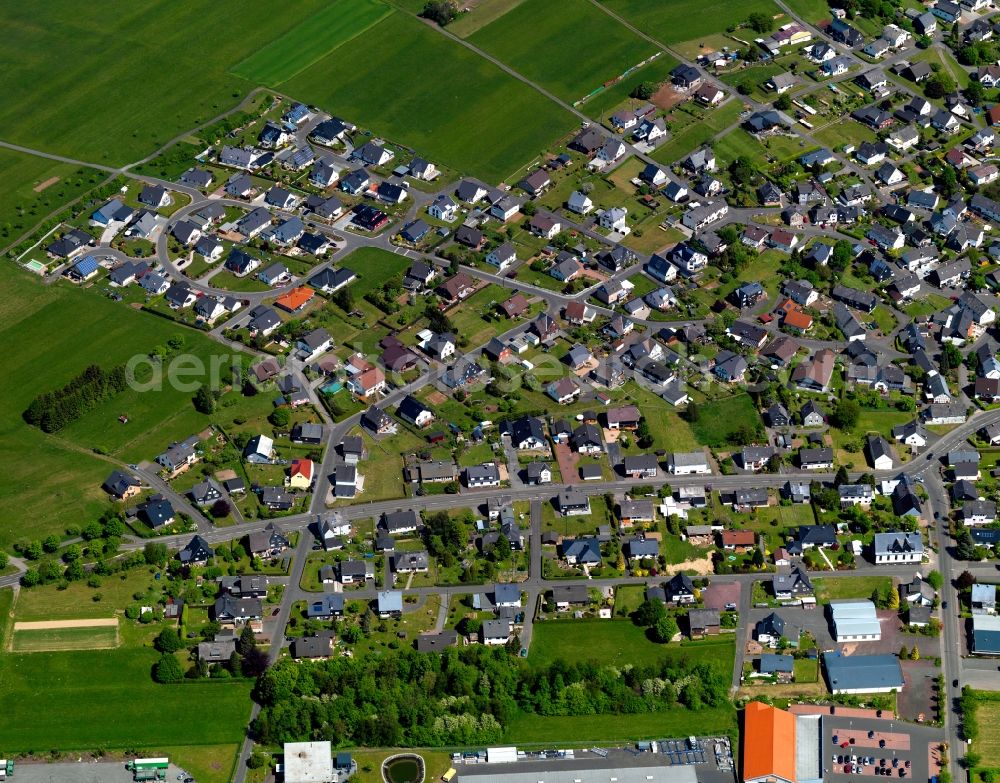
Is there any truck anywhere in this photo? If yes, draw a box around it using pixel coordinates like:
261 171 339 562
127 759 169 781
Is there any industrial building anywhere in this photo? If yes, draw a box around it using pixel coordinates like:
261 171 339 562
823 652 904 694
828 600 881 641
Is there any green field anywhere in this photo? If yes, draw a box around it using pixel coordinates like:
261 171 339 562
11 624 118 652
0 0 329 165
529 620 736 671
971 696 1000 767
337 246 409 297
470 0 656 103
599 0 781 45
692 393 763 448
0 647 252 751
230 0 393 86
0 150 105 248
781 0 833 24
0 269 250 547
813 575 892 603
283 12 574 182
651 99 745 166
503 705 737 745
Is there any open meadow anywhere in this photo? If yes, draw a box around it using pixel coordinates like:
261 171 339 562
11 623 119 653
469 0 657 103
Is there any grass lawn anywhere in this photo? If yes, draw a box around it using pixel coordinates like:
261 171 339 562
13 569 166 622
651 99 745 166
158 745 241 783
629 387 699 452
692 393 763 448
0 150 104 247
781 0 833 23
336 246 409 298
0 269 256 548
614 585 647 618
282 12 575 182
600 0 781 45
814 119 877 150
972 697 1000 767
715 128 814 169
813 575 892 603
902 294 951 318
230 0 393 86
0 0 330 165
470 0 656 103
12 625 118 652
0 647 252 752
448 284 510 345
502 706 737 745
349 751 452 783
583 55 680 119
529 620 735 672
794 657 820 682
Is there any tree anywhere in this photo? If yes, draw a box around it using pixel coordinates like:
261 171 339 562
652 614 679 643
211 499 232 518
193 385 215 414
927 570 944 590
268 407 291 428
633 598 667 627
155 627 183 653
910 645 920 661
238 623 257 656
964 81 986 107
831 239 853 272
925 71 955 99
834 466 851 487
631 81 658 100
42 535 60 553
957 570 976 590
24 540 43 560
751 548 765 568
144 541 168 565
728 156 758 187
420 0 457 25
153 653 184 683
746 11 773 32
888 585 900 610
774 94 793 111
898 644 908 659
941 343 962 374
832 399 860 431
684 402 700 423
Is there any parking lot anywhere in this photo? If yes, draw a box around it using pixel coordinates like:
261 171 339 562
10 762 191 783
820 713 943 783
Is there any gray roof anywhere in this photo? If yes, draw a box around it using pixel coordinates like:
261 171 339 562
824 652 904 691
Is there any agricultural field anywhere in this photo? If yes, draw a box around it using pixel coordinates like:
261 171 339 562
283 12 575 182
781 0 834 24
230 0 393 86
0 0 330 165
469 0 657 103
599 0 782 45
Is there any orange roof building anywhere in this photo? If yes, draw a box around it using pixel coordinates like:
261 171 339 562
743 701 797 783
275 286 315 313
783 309 814 333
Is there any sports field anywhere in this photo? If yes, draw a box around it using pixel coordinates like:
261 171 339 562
469 0 657 103
599 0 782 45
0 0 329 165
0 647 252 751
11 619 119 653
230 0 393 86
282 12 574 182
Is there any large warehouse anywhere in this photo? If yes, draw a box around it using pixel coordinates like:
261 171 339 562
823 652 904 694
743 702 821 783
829 600 881 642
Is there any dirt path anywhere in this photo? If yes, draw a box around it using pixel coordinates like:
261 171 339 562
33 176 60 192
14 618 118 630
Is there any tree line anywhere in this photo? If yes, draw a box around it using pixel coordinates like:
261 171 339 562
23 363 128 433
252 646 729 748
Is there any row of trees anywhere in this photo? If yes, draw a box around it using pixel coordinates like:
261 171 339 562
23 363 129 433
252 646 728 747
